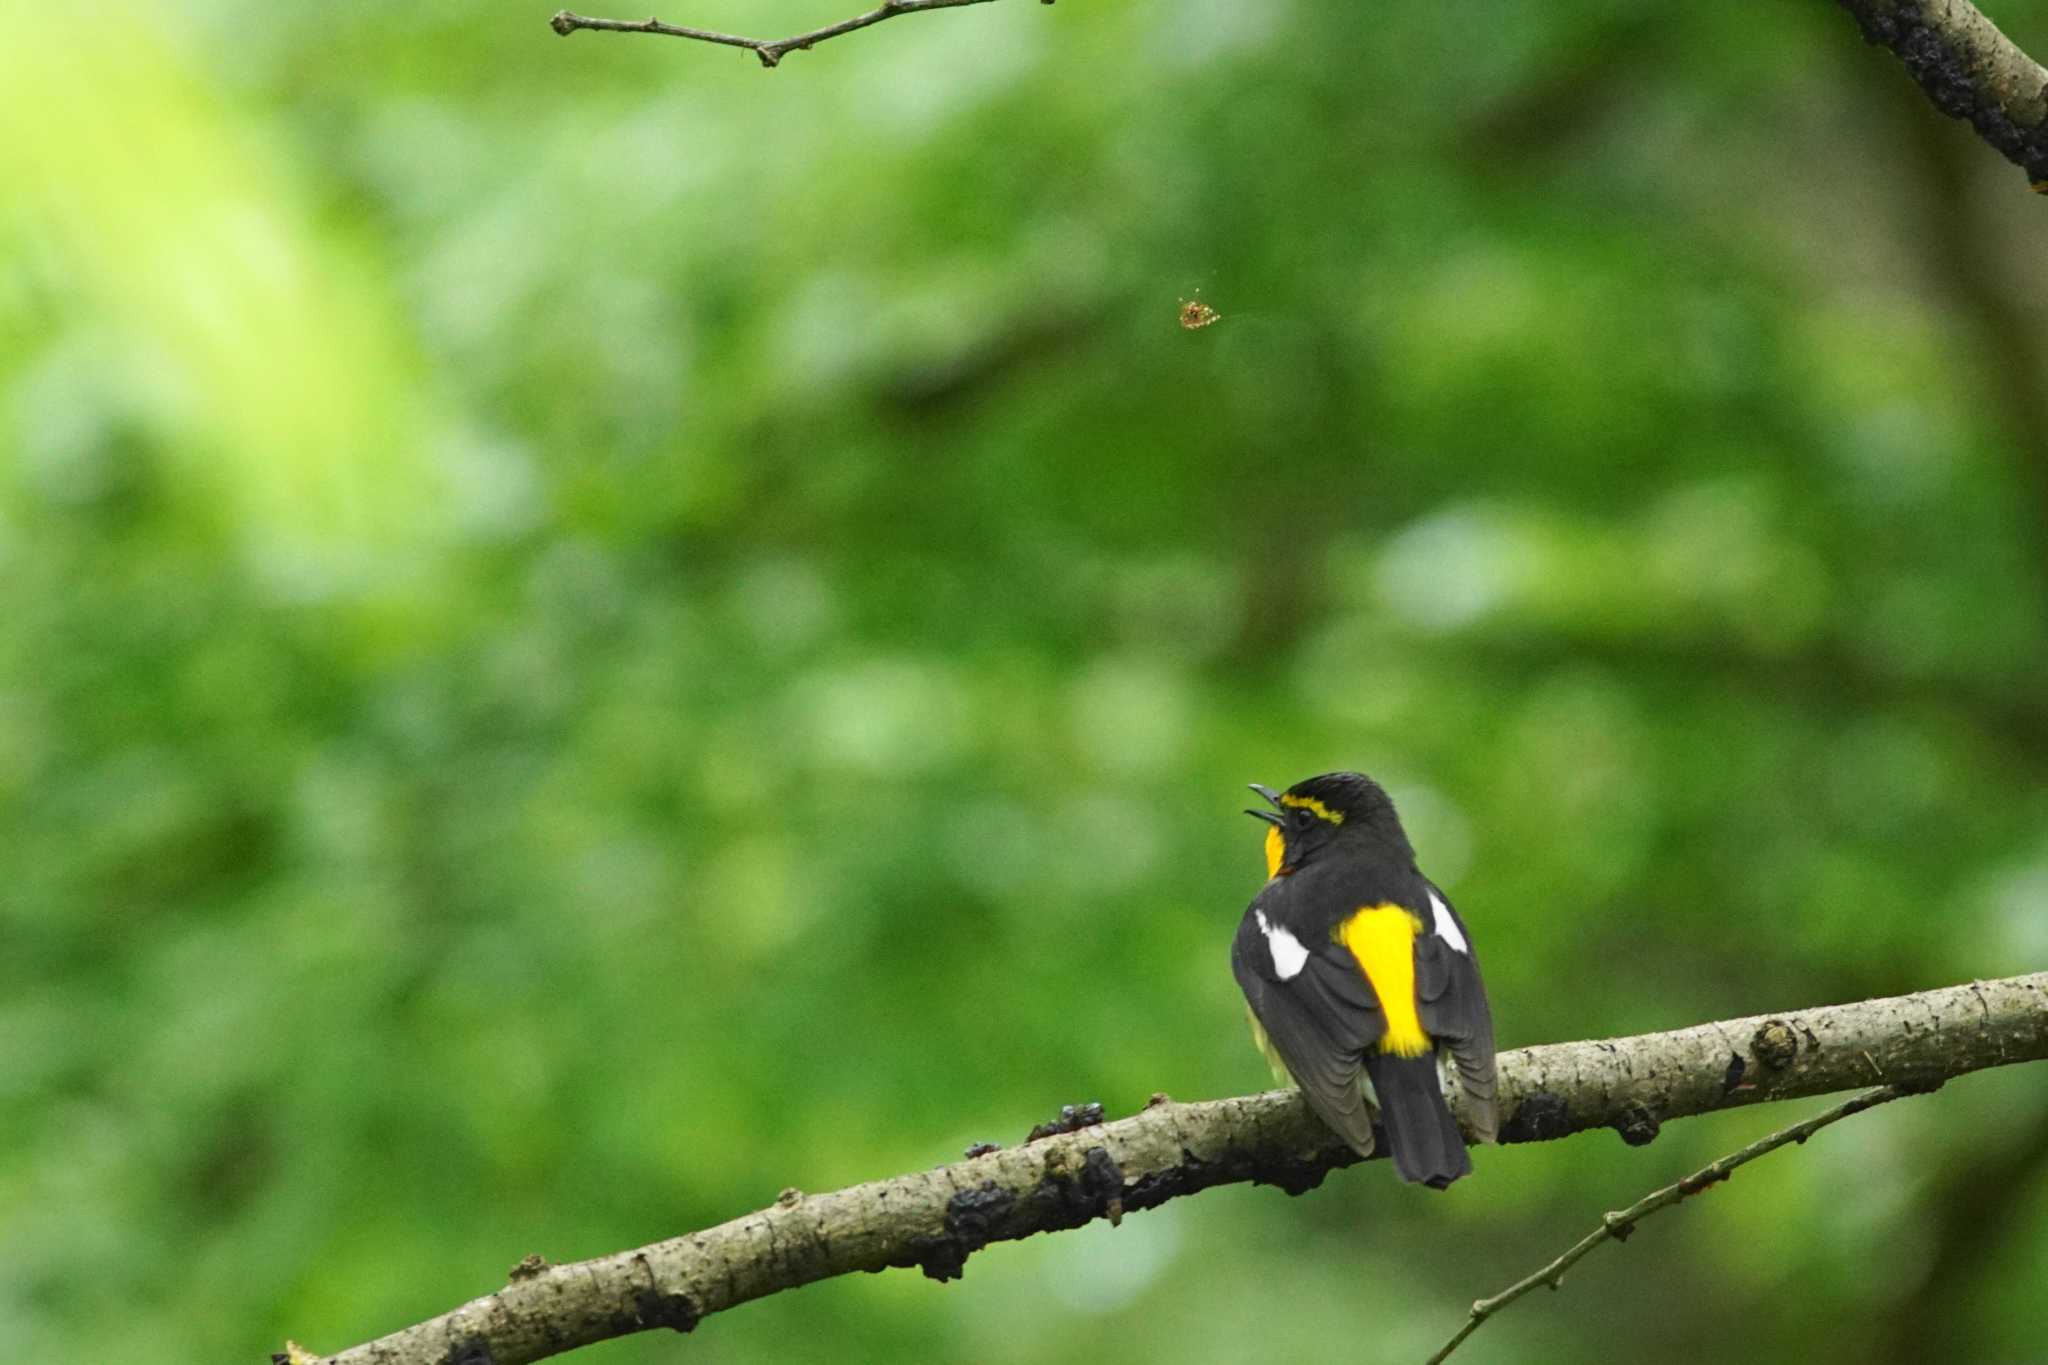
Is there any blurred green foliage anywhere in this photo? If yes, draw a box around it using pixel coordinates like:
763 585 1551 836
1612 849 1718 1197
4 1 2048 1362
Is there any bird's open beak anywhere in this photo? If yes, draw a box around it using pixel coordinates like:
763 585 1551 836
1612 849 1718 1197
1244 782 1284 826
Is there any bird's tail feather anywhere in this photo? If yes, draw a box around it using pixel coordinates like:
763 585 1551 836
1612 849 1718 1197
1362 1052 1470 1189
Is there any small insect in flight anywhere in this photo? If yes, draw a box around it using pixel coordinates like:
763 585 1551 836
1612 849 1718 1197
1178 296 1221 330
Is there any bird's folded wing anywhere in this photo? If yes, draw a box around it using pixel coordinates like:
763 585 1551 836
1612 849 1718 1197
1231 911 1389 1155
1414 893 1498 1142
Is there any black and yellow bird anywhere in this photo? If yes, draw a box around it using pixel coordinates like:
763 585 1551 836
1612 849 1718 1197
1232 772 1498 1188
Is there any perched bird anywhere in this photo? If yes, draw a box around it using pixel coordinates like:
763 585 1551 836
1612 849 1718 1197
1231 772 1497 1188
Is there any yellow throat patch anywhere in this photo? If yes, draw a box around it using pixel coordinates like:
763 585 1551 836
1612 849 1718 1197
1264 825 1285 878
1338 905 1430 1057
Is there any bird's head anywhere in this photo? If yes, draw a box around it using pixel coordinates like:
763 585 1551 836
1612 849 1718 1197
1245 771 1411 877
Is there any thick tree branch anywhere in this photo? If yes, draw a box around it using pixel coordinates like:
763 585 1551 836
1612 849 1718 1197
548 0 1014 68
1835 0 2048 188
292 972 2048 1365
1426 1083 1916 1364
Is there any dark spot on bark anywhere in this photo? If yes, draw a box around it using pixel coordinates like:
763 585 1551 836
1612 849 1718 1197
1253 1138 1352 1197
444 1337 497 1365
1145 1091 1173 1108
911 1180 1017 1282
1722 1052 1747 1094
911 1237 971 1282
963 1141 1001 1158
1026 1101 1105 1142
1501 1091 1573 1143
1752 1020 1798 1070
1124 1150 1206 1210
632 1288 700 1334
1081 1145 1126 1224
1613 1105 1661 1147
507 1252 550 1282
1256 1162 1331 1196
952 1181 1016 1235
1018 1142 1131 1233
1122 1126 1367 1213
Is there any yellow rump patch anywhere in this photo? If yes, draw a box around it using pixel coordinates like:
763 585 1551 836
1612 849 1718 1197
1279 794 1344 824
1264 825 1285 878
1337 905 1429 1057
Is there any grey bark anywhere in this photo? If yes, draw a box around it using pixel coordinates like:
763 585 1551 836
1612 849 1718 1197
298 972 2048 1365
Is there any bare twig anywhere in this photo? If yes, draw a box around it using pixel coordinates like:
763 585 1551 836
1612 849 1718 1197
1835 0 2048 189
549 0 1017 68
1424 1083 1916 1365
292 973 2048 1365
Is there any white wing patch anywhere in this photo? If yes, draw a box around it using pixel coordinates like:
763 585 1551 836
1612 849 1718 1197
1427 889 1470 955
1255 910 1309 980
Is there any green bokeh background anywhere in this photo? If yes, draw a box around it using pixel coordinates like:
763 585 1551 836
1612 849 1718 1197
5 2 2048 1361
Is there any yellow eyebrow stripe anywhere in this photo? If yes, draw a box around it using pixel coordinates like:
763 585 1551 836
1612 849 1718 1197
1279 794 1344 824
1337 905 1429 1056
